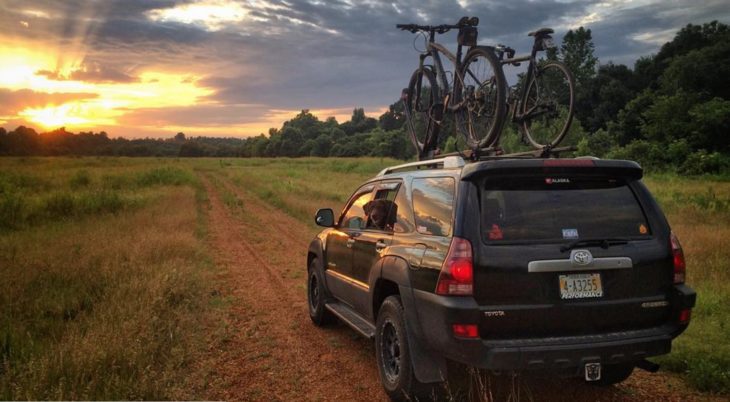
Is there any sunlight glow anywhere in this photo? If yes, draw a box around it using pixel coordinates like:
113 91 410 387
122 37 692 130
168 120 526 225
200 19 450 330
20 104 93 128
0 44 214 130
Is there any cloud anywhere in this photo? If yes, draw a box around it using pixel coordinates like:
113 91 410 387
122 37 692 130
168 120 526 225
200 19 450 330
36 61 138 83
1 0 729 136
0 88 97 115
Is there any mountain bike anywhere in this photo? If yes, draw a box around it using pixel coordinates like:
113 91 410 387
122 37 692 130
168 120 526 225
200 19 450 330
398 20 575 159
492 28 575 151
397 17 506 160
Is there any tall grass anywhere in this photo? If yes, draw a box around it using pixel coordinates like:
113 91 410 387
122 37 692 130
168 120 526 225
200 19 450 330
644 176 730 393
0 157 220 399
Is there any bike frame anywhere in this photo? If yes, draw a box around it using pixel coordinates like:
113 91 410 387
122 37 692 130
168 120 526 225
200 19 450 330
500 38 547 123
414 32 468 116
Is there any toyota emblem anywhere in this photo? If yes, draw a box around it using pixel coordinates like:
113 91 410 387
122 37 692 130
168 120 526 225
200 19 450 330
572 250 593 266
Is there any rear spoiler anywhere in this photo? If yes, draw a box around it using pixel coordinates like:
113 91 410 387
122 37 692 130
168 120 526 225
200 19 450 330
460 159 643 181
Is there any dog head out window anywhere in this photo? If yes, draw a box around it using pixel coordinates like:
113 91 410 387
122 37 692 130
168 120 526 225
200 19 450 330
364 184 400 232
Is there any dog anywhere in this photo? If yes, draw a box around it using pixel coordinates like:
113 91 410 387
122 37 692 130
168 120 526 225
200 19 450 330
363 199 398 231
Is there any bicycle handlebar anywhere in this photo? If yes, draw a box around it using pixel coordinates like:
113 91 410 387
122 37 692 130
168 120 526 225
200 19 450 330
396 16 478 34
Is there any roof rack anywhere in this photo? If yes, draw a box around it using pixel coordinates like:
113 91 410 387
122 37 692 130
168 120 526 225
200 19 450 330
376 156 465 177
375 146 581 177
437 145 577 161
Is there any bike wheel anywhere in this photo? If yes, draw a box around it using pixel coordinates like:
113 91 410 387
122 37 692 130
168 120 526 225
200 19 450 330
459 48 506 150
521 61 575 148
405 67 440 159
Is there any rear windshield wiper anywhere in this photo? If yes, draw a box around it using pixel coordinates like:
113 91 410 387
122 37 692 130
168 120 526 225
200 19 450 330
560 237 629 253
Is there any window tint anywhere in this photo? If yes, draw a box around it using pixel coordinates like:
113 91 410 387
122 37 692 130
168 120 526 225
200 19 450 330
412 177 455 237
364 184 400 232
341 190 372 230
481 176 651 243
394 186 415 233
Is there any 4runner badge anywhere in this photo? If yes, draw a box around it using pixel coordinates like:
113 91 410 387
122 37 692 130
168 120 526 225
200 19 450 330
571 249 593 266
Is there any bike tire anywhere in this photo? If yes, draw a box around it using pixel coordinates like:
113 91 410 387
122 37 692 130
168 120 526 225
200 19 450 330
405 67 440 159
521 61 575 149
458 47 506 150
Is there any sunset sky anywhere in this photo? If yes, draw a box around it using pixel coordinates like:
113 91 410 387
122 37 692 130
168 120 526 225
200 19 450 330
0 0 727 138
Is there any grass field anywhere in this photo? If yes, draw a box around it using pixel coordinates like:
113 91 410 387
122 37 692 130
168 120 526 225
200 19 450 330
0 157 727 398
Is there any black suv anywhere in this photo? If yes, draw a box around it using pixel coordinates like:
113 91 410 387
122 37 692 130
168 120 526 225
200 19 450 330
306 156 695 400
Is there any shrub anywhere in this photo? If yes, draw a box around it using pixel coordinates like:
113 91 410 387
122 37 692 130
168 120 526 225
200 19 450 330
679 150 730 175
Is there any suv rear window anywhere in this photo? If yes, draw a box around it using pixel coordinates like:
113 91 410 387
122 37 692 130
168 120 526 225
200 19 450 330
481 176 651 243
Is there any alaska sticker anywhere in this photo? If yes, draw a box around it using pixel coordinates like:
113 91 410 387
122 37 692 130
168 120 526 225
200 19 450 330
562 228 579 239
545 178 571 184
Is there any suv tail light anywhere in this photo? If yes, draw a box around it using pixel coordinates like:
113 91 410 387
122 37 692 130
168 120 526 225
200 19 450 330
436 237 473 296
670 232 686 284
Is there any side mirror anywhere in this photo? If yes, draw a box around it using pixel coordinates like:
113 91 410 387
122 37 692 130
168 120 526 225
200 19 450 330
314 208 335 227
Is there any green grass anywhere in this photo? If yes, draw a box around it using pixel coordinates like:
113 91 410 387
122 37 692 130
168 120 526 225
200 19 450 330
0 157 222 399
643 175 730 394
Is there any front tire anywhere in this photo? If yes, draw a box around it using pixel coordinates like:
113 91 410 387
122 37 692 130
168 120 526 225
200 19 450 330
307 259 334 326
459 47 507 150
405 67 440 160
375 296 435 401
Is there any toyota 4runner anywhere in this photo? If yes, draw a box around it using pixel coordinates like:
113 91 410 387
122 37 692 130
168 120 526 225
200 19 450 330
306 156 696 400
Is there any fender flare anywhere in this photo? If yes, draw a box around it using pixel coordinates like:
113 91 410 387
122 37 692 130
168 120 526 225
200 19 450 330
307 238 332 299
375 255 447 384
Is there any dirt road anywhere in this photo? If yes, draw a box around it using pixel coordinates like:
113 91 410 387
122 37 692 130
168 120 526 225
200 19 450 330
198 171 719 402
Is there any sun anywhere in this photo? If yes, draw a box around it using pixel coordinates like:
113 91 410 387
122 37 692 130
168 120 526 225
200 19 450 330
19 103 91 129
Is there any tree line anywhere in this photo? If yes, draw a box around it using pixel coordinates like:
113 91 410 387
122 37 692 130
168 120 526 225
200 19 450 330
1 21 728 174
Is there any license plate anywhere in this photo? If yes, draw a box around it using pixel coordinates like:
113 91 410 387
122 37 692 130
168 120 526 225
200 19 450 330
559 273 603 299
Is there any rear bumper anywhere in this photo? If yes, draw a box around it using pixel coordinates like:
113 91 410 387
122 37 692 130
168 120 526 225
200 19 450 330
410 285 695 372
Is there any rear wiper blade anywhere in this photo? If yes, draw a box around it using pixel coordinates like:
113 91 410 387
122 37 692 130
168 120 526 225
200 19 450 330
560 238 629 253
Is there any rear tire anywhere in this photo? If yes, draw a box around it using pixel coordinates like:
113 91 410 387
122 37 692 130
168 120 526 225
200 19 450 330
459 47 507 150
521 61 575 149
376 296 438 401
589 363 634 386
405 67 440 160
307 259 334 326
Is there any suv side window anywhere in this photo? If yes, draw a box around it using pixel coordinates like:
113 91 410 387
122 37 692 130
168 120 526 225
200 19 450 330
340 188 373 230
412 177 455 237
364 183 400 232
394 185 415 233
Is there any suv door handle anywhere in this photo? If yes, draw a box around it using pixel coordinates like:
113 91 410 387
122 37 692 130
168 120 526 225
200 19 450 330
375 240 387 251
346 238 356 248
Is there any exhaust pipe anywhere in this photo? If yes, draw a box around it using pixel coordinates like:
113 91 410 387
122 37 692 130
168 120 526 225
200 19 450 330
635 359 660 373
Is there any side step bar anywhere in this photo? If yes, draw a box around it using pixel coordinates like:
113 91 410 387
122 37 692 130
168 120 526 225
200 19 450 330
325 301 375 339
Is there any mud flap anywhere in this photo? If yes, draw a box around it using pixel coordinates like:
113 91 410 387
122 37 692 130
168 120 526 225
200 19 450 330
400 285 448 383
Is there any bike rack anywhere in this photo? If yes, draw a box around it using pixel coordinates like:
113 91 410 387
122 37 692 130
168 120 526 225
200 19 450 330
430 145 577 162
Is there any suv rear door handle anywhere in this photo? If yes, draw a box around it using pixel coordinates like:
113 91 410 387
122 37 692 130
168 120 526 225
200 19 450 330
375 240 387 251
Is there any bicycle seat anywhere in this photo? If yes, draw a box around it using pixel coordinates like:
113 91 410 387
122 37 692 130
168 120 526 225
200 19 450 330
528 28 554 37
